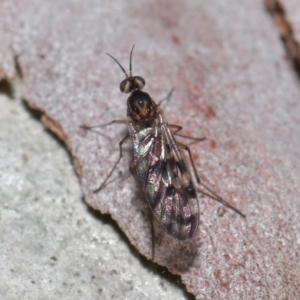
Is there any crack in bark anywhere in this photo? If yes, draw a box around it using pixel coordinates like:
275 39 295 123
265 0 300 77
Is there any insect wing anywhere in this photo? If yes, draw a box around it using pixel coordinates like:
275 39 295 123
127 112 199 240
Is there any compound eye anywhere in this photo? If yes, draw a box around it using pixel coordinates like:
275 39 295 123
120 76 146 93
134 76 145 90
120 79 131 93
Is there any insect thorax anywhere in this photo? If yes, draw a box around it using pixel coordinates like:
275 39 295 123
127 90 158 124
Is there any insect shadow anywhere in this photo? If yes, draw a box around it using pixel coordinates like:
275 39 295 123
81 45 245 266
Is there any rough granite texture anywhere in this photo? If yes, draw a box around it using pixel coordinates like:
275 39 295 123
0 0 300 299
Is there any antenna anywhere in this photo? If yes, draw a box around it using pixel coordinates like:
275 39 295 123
106 53 127 77
106 45 135 79
129 44 135 77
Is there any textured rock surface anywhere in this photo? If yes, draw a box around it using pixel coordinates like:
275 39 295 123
0 0 300 299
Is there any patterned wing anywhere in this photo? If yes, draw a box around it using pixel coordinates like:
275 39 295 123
128 114 199 240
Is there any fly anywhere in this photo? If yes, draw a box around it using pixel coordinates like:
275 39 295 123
82 45 245 242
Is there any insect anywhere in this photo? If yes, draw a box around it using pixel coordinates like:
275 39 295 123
82 46 245 242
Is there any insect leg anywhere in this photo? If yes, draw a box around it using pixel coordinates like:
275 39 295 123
170 124 206 143
198 182 246 218
157 88 174 106
177 142 201 183
80 119 127 133
129 160 139 183
93 134 130 193
151 214 155 261
169 124 182 135
129 159 135 174
177 142 245 218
